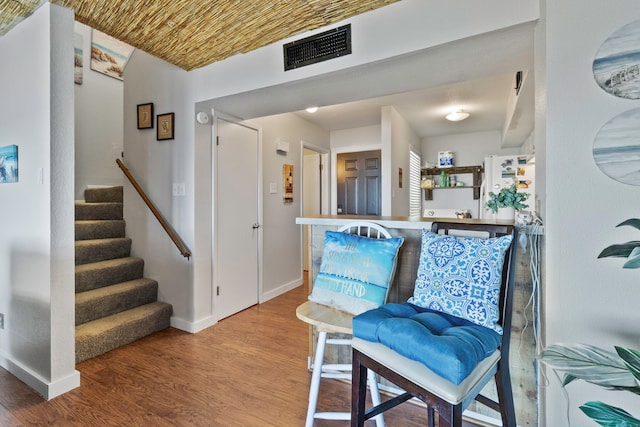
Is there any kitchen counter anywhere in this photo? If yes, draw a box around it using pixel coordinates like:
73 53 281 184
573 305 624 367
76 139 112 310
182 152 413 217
296 214 543 234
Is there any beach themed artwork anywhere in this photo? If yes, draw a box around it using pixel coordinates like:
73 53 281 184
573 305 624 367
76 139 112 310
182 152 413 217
593 108 640 186
74 33 83 85
593 19 640 99
0 144 19 184
90 30 134 81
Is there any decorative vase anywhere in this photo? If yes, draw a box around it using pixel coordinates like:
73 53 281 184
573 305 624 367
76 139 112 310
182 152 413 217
496 206 515 221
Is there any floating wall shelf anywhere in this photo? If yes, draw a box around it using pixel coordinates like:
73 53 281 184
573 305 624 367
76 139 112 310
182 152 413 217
421 165 484 200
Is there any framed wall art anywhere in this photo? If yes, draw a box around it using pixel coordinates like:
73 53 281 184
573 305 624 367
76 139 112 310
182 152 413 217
157 113 175 140
90 29 134 81
74 33 83 85
137 103 153 129
284 164 294 203
0 144 19 184
593 107 640 186
593 19 640 99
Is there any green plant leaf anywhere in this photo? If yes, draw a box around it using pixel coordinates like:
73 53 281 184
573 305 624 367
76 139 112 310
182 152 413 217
598 242 640 259
580 401 640 427
539 343 637 388
617 347 640 383
617 218 640 231
562 373 577 386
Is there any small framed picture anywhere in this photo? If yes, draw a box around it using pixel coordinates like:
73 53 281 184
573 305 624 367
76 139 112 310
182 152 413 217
137 103 153 129
157 113 175 140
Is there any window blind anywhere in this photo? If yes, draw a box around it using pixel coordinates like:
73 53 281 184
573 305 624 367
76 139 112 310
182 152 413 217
409 150 422 217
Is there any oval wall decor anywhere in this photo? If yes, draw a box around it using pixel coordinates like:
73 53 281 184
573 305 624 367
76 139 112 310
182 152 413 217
593 108 640 185
593 19 640 99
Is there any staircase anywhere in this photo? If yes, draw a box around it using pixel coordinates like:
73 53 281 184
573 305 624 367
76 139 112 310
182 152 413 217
74 186 172 363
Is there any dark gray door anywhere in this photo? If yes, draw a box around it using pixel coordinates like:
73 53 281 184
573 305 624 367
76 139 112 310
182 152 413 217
337 150 381 215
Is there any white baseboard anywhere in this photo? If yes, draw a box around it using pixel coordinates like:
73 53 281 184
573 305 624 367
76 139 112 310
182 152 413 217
170 278 303 333
0 351 80 400
170 315 217 333
260 277 303 303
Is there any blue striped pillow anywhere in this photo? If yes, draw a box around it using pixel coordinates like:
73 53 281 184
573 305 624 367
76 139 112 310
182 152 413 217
309 231 404 315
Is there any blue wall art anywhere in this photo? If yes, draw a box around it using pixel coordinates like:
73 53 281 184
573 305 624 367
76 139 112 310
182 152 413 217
593 108 640 186
0 144 18 184
593 19 640 99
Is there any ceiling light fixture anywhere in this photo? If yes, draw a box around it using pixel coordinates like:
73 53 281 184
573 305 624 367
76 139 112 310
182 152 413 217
445 109 470 122
306 106 318 113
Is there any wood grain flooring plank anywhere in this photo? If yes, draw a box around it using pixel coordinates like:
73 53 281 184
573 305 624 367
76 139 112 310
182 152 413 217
0 273 464 426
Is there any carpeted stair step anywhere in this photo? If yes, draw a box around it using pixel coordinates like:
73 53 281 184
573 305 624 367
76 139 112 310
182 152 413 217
75 201 123 221
76 257 144 292
76 278 159 325
75 237 132 265
75 220 126 240
84 186 123 203
75 302 172 363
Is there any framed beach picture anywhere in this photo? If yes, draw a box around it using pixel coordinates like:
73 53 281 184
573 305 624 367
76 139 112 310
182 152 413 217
0 144 19 184
593 107 640 186
90 29 134 81
157 113 175 140
593 19 640 99
74 33 83 85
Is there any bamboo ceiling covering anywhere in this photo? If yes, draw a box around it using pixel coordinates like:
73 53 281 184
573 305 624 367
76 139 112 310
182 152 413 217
1 0 399 70
0 0 45 35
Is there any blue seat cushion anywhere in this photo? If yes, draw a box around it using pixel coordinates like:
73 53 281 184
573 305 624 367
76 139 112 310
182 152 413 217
353 303 501 385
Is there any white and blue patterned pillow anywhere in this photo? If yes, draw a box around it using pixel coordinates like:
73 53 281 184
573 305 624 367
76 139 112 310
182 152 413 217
309 231 404 315
408 229 513 334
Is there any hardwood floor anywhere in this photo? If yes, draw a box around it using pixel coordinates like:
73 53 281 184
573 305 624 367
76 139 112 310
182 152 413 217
0 276 477 426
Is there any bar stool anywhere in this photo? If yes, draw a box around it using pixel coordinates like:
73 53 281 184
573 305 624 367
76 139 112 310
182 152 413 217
296 221 401 427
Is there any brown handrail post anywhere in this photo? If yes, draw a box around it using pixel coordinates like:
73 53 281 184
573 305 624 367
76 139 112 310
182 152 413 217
116 158 191 259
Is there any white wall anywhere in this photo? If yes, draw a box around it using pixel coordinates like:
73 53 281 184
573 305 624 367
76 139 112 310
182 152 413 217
330 125 381 150
383 106 420 216
250 114 330 300
190 0 539 104
420 131 520 217
122 50 194 327
73 22 124 199
0 3 78 399
543 0 640 424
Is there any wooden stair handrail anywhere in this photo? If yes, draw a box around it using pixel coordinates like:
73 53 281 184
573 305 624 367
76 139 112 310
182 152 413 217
116 158 191 259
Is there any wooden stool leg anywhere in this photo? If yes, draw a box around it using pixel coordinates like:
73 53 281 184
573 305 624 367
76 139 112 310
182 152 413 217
305 331 327 427
351 349 368 427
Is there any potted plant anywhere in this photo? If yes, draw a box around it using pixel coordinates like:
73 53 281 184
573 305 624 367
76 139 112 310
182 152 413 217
539 218 640 426
485 184 529 219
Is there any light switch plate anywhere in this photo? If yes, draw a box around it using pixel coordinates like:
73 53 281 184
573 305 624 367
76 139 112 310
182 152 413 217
173 183 185 196
269 182 277 194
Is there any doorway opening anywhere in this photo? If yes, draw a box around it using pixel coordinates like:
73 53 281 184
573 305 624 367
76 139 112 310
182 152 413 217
302 143 329 272
336 149 382 216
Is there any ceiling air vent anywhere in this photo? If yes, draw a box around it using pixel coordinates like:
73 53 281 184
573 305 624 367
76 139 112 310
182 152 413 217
283 24 351 71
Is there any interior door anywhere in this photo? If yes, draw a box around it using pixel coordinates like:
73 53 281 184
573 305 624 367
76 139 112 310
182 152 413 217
214 117 260 320
337 150 381 215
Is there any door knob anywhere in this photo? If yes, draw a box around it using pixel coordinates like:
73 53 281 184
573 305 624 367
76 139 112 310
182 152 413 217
252 223 260 229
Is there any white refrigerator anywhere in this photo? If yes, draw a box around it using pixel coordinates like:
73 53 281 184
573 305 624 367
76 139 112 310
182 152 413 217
479 154 535 219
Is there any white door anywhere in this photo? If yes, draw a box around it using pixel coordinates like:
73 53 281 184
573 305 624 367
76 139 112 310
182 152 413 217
214 117 261 320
